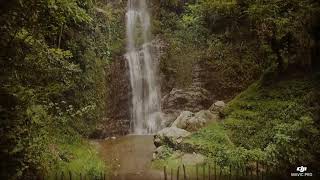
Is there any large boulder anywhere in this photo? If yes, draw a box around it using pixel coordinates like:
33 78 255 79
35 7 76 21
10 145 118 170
154 127 191 147
187 110 218 131
171 111 195 129
162 86 212 113
172 110 218 131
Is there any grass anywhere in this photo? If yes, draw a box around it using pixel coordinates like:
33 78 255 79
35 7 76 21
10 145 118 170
46 138 108 179
223 77 317 149
221 75 320 171
57 141 106 173
179 122 234 157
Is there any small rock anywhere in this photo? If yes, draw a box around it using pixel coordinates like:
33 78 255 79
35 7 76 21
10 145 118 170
111 136 116 140
176 137 183 144
154 137 162 147
215 101 225 107
209 101 226 114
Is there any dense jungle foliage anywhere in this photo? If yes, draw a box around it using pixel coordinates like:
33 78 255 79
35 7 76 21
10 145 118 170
154 0 320 98
0 0 125 178
155 76 320 177
1 0 320 179
152 0 320 176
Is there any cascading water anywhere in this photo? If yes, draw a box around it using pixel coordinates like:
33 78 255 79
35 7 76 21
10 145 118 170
125 0 161 134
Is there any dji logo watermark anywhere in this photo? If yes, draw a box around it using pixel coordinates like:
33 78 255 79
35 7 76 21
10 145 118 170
297 166 307 173
291 166 312 177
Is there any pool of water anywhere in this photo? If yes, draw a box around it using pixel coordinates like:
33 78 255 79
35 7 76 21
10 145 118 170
94 135 163 180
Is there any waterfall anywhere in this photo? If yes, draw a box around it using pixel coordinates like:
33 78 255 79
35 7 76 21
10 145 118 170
125 0 161 134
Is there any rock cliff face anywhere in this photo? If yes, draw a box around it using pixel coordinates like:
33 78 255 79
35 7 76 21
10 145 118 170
103 56 131 136
98 38 217 137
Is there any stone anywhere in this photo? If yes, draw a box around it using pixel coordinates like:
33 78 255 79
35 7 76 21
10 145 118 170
154 137 162 147
154 127 191 147
171 110 218 131
171 111 194 129
209 101 226 114
160 111 181 127
161 86 212 113
160 86 213 129
152 153 157 160
186 110 218 131
176 137 183 144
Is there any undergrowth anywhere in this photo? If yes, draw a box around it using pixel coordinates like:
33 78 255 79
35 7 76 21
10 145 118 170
155 75 320 174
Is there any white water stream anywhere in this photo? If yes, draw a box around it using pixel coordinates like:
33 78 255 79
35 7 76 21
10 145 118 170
125 0 161 134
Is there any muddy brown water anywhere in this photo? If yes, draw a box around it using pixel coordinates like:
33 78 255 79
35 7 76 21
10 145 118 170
94 135 164 180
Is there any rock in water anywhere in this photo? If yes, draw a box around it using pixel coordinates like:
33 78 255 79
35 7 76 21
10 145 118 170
154 127 191 147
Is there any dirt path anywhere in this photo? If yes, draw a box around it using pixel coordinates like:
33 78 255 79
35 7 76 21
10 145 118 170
94 135 164 180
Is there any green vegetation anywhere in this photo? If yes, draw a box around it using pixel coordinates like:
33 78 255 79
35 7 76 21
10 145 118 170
53 140 106 178
154 76 320 175
154 0 320 97
1 0 320 178
0 0 125 178
223 75 320 172
151 0 320 174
